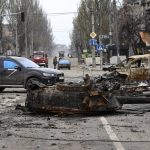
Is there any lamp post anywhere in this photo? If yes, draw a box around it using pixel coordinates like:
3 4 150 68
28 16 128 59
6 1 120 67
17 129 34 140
109 0 112 45
0 16 2 53
91 0 96 67
24 13 28 58
15 18 19 55
113 0 120 64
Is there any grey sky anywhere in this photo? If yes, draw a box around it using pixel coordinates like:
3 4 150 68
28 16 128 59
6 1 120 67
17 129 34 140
39 0 81 46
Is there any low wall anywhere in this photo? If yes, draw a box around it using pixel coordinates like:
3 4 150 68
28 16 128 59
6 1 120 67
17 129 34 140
85 57 101 65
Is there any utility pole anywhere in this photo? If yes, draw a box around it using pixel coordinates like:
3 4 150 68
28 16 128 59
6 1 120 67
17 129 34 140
31 30 33 54
25 21 27 57
109 0 112 45
113 0 120 64
91 0 96 67
0 16 2 53
99 35 103 70
15 20 18 55
24 11 28 58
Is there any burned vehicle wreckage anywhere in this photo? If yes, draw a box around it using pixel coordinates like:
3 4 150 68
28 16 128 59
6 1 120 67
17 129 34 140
25 68 150 114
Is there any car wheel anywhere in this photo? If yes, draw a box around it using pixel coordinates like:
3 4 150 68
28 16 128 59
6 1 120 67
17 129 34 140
0 88 5 92
68 66 71 70
25 77 40 89
58 67 60 70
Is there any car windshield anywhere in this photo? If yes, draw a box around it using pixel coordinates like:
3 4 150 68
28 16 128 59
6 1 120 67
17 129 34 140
16 57 40 68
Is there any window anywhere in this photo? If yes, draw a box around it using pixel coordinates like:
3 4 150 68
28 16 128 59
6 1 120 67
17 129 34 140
4 60 18 69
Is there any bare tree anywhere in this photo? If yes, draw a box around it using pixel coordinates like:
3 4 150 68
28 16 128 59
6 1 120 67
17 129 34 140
71 0 110 57
118 2 144 55
4 0 54 56
0 0 7 53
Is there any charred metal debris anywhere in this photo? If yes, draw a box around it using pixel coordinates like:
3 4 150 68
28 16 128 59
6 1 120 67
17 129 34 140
25 71 150 114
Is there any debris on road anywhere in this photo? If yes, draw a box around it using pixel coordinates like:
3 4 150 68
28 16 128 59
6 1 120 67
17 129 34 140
25 71 150 114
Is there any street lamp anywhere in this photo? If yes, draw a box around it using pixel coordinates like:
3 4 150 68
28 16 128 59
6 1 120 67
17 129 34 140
0 16 2 53
109 0 113 45
113 0 120 64
91 0 96 67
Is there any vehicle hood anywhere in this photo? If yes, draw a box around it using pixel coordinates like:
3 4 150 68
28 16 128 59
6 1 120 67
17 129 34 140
30 67 63 74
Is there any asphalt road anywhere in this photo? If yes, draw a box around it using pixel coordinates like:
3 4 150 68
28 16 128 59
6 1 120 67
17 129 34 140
0 66 150 150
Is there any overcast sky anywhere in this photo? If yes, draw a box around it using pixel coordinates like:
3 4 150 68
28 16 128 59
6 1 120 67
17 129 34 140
39 0 81 46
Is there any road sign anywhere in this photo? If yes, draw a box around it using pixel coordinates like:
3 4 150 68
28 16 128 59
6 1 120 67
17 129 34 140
90 32 97 38
100 34 109 39
96 44 104 51
89 39 97 46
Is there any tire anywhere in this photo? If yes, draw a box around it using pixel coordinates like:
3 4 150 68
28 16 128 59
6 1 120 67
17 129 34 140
68 66 71 70
25 77 40 89
0 88 5 92
58 67 60 70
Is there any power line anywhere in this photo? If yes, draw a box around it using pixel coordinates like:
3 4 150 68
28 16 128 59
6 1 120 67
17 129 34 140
1 11 78 18
30 12 78 16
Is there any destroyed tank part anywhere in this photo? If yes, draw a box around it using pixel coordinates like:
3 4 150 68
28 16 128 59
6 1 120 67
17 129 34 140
25 78 150 114
95 71 128 92
115 96 150 105
56 82 89 92
25 87 112 113
107 95 150 111
94 71 127 92
100 71 128 81
25 86 150 114
128 68 149 80
96 79 121 92
119 80 150 96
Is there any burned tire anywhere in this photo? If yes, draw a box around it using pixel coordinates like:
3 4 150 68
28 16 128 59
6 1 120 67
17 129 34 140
0 87 5 92
25 77 40 89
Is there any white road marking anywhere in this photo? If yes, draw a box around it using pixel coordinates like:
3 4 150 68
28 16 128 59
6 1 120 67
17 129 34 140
100 117 125 150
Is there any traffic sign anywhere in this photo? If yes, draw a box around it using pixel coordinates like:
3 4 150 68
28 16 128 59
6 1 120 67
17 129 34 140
90 32 97 38
100 34 109 39
96 44 104 51
89 39 97 46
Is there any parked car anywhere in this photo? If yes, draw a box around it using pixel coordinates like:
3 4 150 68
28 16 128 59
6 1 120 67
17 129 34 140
57 58 71 70
32 51 48 67
0 56 64 92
